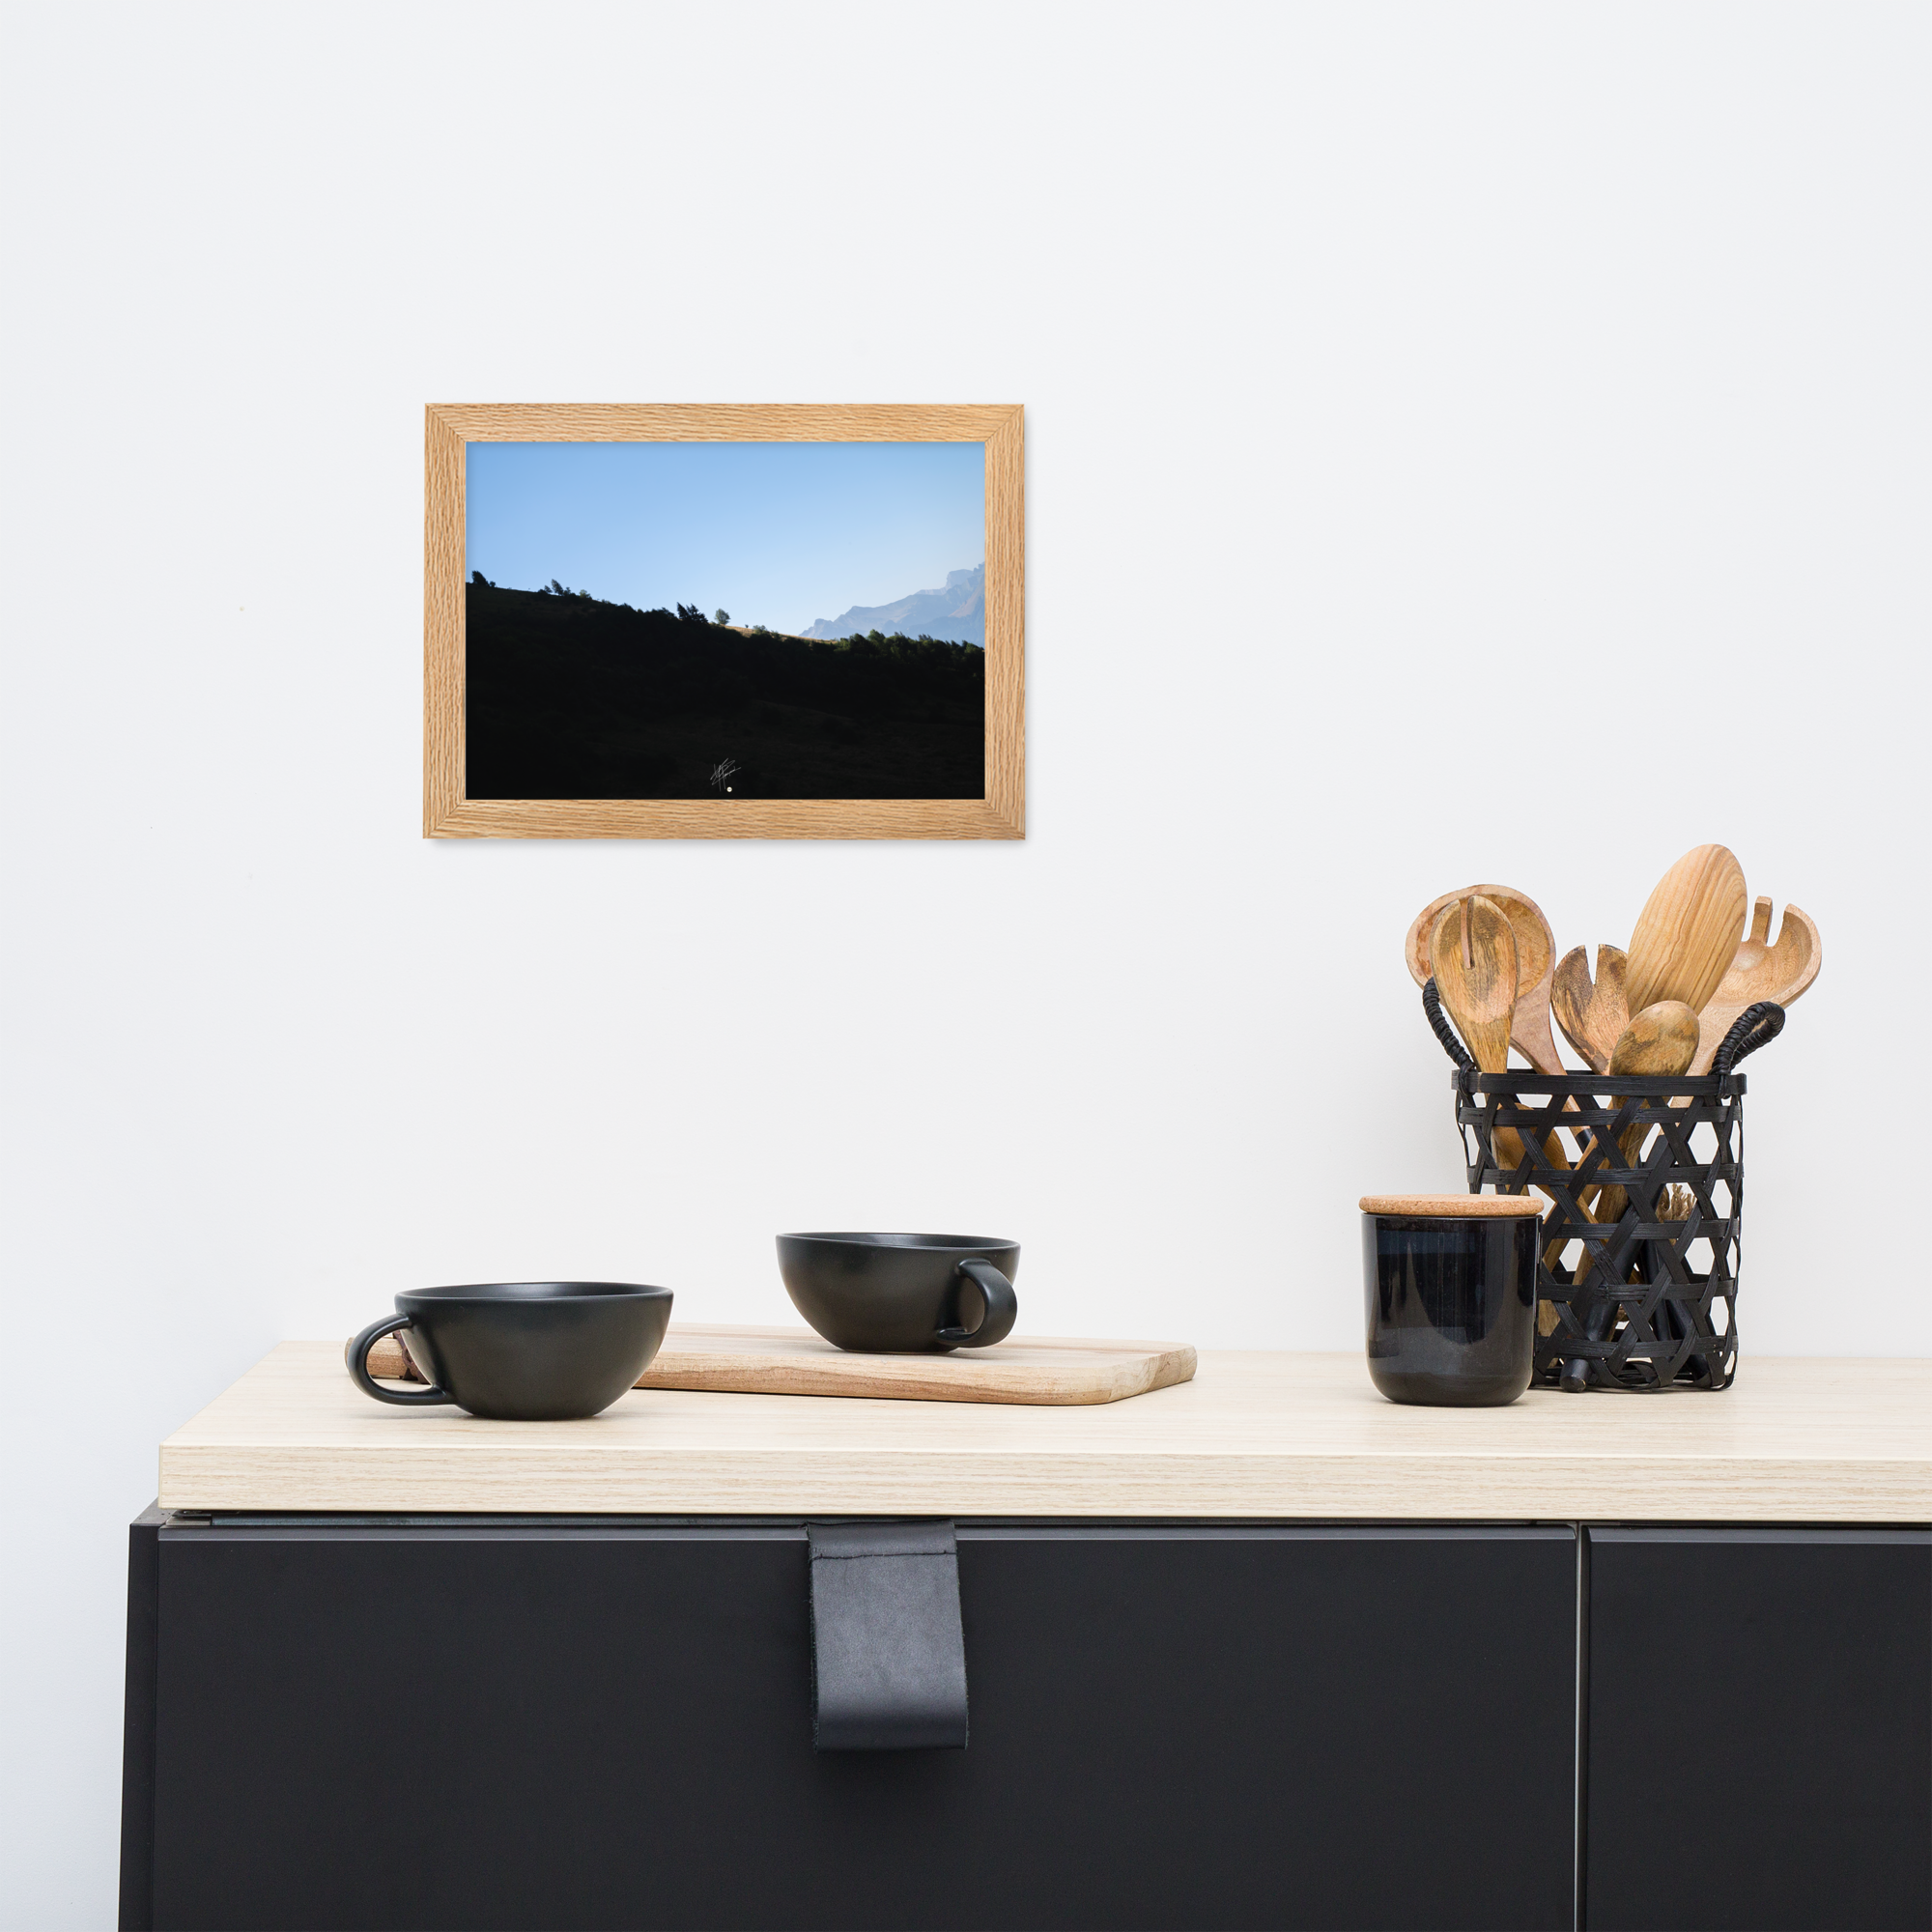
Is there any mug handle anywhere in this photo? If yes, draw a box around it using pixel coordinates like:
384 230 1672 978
937 1259 1017 1349
345 1315 455 1406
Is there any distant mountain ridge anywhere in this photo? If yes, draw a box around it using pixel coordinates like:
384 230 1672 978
802 563 983 646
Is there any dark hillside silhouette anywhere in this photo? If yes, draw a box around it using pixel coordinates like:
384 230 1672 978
465 580 985 800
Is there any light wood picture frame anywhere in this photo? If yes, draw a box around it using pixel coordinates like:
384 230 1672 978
423 405 1024 838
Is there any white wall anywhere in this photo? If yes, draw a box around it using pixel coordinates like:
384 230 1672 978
3 3 1926 1919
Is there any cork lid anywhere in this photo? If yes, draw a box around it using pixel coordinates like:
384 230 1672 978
1359 1194 1545 1217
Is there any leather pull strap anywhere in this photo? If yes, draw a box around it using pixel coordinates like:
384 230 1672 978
807 1520 969 1751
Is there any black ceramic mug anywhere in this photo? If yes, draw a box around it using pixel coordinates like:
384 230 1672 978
1360 1197 1541 1406
345 1282 673 1420
776 1233 1019 1353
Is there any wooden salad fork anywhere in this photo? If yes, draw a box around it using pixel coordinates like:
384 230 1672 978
1551 944 1629 1076
1406 883 1564 1077
1690 896 1822 1073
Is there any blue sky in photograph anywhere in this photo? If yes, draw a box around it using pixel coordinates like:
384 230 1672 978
465 441 985 636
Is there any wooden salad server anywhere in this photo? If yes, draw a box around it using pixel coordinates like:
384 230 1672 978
1432 895 1573 1340
1551 945 1630 1076
1412 883 1587 1179
1625 844 1748 1019
1429 896 1517 1075
1406 883 1564 1076
1690 896 1822 1074
1429 895 1561 1176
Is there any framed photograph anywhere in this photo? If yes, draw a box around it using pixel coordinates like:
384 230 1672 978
423 405 1023 838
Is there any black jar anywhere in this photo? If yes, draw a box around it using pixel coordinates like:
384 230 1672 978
1360 1195 1543 1406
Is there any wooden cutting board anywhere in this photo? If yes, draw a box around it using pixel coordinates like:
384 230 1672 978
364 1322 1196 1407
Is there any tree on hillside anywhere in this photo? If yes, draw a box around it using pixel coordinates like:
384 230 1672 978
715 609 729 625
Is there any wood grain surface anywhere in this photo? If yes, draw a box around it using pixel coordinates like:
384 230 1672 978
646 1325 1187 1404
160 1344 1932 1522
1690 896 1823 1074
1429 895 1518 1072
364 1323 1194 1407
422 412 464 834
1406 882 1564 1076
1625 844 1748 1017
1552 943 1631 1075
1569 1002 1704 1284
421 403 1024 840
1358 1195 1545 1217
430 405 1019 441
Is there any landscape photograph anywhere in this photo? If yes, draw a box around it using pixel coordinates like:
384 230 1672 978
463 440 987 800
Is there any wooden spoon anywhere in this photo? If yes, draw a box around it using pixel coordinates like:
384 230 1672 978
1579 1004 1702 1258
1406 884 1564 1076
1690 896 1822 1073
1563 1000 1701 1389
1550 945 1630 1076
1625 845 1748 1018
1610 1001 1700 1078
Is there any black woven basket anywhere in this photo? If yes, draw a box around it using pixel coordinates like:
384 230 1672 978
1452 1068 1745 1390
1421 985 1786 1392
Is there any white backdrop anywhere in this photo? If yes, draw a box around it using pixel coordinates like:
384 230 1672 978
2 4 1926 1920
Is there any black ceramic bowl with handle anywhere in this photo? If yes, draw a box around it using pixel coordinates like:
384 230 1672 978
345 1282 673 1420
777 1233 1019 1353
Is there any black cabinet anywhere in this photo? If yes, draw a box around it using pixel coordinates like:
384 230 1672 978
121 1518 1577 1932
128 1513 1932 1931
1584 1528 1932 1932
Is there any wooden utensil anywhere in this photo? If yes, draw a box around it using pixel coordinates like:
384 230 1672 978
1406 883 1564 1075
1611 1001 1701 1075
1548 945 1624 1220
1428 896 1517 1074
1417 886 1581 1177
1563 1001 1701 1389
1588 1000 1702 1227
1690 896 1822 1074
1431 896 1573 1201
1625 845 1748 1018
1551 945 1630 1076
1652 1181 1704 1379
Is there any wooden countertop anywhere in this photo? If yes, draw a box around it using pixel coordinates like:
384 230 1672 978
156 1342 1932 1521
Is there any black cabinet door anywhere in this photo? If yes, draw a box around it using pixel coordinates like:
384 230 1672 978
135 1520 1576 1932
1585 1527 1932 1932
